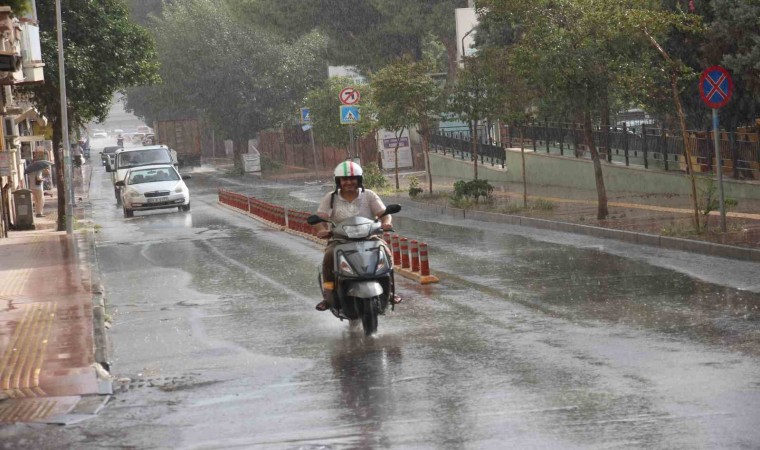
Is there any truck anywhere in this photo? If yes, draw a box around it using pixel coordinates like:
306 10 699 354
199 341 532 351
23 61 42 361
154 119 202 168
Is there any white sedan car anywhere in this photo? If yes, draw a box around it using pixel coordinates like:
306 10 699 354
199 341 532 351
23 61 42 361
115 164 191 218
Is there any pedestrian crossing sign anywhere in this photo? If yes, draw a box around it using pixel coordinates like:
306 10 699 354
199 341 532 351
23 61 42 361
300 107 311 124
340 105 360 125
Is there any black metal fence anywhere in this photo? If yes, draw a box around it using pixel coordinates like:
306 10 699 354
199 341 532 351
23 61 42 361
430 128 506 168
430 122 760 180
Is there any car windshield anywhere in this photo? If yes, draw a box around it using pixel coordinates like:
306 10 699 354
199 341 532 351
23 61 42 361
127 167 179 185
103 146 120 154
118 149 172 168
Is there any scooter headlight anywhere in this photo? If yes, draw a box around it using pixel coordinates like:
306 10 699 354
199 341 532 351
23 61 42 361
375 250 389 274
338 254 356 276
341 223 372 238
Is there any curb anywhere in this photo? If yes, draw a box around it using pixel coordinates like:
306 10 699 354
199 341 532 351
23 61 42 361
391 197 760 263
75 165 111 372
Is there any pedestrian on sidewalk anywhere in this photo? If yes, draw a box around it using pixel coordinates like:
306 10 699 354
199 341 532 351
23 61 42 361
31 170 45 217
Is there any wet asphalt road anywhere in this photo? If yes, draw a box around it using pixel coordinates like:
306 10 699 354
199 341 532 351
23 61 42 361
3 163 759 449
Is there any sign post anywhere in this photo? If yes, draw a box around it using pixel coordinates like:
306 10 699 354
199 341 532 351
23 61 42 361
300 107 320 180
699 65 733 232
339 88 361 159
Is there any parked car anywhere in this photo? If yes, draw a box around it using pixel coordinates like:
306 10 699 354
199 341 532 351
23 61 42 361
100 146 120 166
115 164 191 217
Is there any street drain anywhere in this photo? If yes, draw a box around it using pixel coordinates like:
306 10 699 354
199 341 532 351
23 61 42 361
114 375 220 393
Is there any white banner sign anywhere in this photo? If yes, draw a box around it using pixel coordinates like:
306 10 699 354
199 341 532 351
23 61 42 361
243 140 261 173
377 129 413 169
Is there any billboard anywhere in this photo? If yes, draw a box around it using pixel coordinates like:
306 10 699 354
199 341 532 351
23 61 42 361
378 129 413 169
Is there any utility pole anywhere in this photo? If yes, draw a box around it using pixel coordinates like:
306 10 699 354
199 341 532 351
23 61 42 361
55 0 73 234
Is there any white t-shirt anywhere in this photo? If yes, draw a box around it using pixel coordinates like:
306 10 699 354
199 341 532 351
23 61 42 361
317 189 386 223
30 172 44 191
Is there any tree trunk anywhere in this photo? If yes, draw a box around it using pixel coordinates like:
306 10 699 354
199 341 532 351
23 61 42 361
472 120 479 180
644 30 700 231
441 36 458 86
423 132 433 194
583 111 608 219
393 127 404 190
670 73 701 231
234 139 246 172
520 124 527 208
52 120 66 231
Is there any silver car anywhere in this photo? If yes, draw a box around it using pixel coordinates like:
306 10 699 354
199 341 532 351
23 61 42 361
115 164 191 218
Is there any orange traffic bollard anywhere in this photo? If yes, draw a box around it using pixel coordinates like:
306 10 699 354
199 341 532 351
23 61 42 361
419 242 431 276
400 237 410 269
410 240 419 272
391 235 401 265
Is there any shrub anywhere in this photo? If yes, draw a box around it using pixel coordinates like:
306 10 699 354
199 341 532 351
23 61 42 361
363 162 389 190
260 154 282 171
452 179 494 203
408 176 423 197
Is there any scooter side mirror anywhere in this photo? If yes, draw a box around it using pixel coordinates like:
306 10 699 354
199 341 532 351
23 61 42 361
307 214 326 226
381 204 401 217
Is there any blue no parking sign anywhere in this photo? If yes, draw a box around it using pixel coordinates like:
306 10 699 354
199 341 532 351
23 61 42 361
699 66 733 109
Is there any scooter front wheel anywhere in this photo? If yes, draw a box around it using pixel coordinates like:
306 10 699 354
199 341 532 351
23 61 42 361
361 296 380 336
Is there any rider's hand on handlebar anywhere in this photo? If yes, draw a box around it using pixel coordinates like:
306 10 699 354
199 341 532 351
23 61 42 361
316 229 331 239
381 223 394 231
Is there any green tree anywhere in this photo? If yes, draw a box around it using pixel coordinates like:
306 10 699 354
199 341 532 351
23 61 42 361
448 53 506 181
128 0 326 167
0 0 30 14
701 0 760 130
373 58 443 191
234 0 469 82
18 0 158 231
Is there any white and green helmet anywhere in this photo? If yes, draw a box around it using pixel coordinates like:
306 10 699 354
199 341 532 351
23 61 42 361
333 160 364 190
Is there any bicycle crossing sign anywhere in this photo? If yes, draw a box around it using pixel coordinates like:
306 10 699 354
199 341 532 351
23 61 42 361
340 105 360 125
699 66 733 109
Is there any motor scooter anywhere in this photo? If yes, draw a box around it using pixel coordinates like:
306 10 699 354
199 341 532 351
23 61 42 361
307 204 401 336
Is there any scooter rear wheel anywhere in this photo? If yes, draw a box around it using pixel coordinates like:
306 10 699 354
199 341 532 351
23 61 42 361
361 296 380 336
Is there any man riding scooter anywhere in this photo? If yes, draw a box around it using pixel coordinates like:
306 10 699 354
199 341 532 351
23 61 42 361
314 161 400 311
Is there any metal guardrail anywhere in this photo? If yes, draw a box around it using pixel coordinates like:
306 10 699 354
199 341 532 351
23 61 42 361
431 123 760 180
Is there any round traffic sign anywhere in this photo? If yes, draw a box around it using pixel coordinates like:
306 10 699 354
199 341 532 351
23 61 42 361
699 66 733 109
339 87 360 106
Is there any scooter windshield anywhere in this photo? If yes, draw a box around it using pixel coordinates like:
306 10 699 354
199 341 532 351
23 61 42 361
341 223 373 238
333 216 378 239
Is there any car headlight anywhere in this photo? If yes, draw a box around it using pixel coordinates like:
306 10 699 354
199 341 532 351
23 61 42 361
174 182 184 194
342 223 372 238
338 254 356 276
126 189 141 198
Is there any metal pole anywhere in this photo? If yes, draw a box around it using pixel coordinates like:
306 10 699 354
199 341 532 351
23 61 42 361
348 126 354 160
712 108 726 232
55 0 73 234
309 126 319 180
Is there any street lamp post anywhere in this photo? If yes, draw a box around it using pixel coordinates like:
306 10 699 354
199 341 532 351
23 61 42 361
55 0 73 234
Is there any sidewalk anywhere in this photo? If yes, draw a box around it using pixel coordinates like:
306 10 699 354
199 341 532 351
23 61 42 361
0 164 110 424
